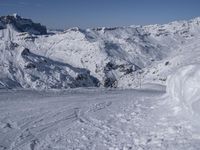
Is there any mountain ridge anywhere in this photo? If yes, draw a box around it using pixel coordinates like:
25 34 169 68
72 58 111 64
0 14 47 35
0 14 200 89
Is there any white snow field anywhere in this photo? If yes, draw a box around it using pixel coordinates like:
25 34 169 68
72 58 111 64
1 86 200 150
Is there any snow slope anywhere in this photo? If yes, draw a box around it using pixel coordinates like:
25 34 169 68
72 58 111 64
0 41 99 89
0 21 99 89
1 14 200 89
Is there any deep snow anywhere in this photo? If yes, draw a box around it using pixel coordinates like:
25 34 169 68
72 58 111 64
1 85 200 150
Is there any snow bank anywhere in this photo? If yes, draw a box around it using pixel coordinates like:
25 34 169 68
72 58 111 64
167 64 200 115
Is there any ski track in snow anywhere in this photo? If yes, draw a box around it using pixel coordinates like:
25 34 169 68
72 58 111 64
1 87 200 150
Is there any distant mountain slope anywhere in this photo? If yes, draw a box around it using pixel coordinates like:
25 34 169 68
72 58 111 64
0 14 200 89
0 41 99 89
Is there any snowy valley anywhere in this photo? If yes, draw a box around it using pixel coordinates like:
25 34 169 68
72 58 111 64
1 14 200 150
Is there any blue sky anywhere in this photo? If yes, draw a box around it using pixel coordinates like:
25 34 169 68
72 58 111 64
0 0 200 29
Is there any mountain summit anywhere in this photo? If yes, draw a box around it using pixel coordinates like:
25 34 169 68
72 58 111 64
0 14 47 35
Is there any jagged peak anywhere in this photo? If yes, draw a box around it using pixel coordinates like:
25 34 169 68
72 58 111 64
65 27 81 32
190 17 200 22
0 14 47 35
12 13 19 19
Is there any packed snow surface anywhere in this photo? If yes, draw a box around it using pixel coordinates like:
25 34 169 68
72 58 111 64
1 86 200 150
167 64 200 115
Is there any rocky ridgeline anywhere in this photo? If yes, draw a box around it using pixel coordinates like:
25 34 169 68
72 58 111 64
0 14 47 35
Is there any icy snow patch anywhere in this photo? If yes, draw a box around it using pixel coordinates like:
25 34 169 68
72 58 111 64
167 64 200 115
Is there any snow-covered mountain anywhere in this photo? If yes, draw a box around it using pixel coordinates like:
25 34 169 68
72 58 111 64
0 14 47 35
0 14 200 89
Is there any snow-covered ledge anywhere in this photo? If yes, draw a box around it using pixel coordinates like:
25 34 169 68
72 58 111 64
166 64 200 115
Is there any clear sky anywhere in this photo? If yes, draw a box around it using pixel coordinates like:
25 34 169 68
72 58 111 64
0 0 200 29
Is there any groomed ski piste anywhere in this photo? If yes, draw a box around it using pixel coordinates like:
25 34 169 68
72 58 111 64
1 14 200 150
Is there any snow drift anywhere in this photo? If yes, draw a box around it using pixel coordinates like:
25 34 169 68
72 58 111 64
167 64 200 115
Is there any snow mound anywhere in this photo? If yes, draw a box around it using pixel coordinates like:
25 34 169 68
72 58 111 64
167 64 200 115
